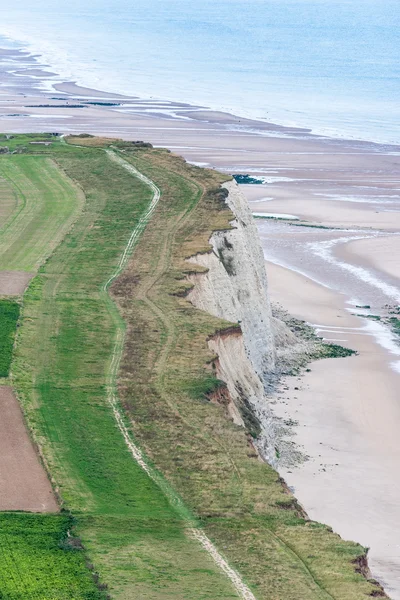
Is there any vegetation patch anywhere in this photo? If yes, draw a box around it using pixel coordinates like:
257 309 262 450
0 513 105 599
204 185 230 210
233 174 264 184
389 316 400 337
181 374 227 401
291 222 340 230
274 308 357 373
0 299 19 377
354 314 381 321
318 343 357 358
235 381 262 438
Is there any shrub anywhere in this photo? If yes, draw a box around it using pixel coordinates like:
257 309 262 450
0 299 20 377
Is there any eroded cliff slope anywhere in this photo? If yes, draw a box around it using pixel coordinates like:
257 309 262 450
187 180 298 463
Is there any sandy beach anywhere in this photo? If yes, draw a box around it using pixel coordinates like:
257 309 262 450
267 262 400 596
337 236 400 283
1 45 400 597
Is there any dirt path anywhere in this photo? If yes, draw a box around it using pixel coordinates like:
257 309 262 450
0 386 58 512
103 150 258 600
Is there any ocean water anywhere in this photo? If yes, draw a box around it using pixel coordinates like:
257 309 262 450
0 0 399 144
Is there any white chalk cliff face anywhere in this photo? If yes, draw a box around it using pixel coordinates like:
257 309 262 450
188 181 276 376
187 180 284 464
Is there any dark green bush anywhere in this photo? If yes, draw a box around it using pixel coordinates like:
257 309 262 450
0 299 20 377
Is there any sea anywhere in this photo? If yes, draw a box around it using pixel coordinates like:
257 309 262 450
0 0 399 144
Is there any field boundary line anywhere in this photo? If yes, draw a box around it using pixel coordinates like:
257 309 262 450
102 149 258 600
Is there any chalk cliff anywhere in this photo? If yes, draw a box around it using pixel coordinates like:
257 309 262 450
186 180 295 464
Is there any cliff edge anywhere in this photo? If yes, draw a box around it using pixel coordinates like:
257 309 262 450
187 180 298 464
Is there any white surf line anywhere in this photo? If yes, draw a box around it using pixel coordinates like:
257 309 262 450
262 254 334 291
253 212 300 220
311 325 362 330
315 328 369 335
307 234 400 305
103 150 258 600
361 320 400 374
311 320 400 373
262 232 400 305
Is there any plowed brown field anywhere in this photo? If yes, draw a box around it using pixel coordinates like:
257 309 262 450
0 386 57 512
0 271 34 295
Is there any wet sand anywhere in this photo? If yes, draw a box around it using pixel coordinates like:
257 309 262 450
255 167 400 597
337 236 400 284
1 45 400 596
266 262 400 598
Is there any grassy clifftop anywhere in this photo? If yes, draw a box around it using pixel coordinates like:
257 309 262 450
0 133 385 598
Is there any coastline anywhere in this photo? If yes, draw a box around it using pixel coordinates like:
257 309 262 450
1 44 400 597
266 261 400 597
1 41 400 146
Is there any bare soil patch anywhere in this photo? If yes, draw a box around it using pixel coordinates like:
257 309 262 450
0 271 34 295
0 386 58 512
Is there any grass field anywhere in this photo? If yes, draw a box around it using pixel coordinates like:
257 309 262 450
0 134 384 599
0 175 17 225
0 299 19 377
11 141 241 599
0 154 83 271
0 513 104 600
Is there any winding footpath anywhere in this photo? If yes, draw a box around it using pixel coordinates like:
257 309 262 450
102 150 258 600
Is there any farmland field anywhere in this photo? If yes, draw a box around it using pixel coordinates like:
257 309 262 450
0 513 105 599
0 176 17 225
0 154 83 271
0 386 58 512
0 299 19 377
0 134 384 599
10 139 240 599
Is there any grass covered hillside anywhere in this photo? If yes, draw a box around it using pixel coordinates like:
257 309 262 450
0 133 385 599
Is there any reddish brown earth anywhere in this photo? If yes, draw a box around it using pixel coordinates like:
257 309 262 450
0 386 58 512
0 271 34 295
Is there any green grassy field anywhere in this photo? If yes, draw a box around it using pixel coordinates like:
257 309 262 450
0 299 20 377
11 141 241 599
0 134 384 599
0 174 18 225
0 154 83 271
0 514 104 600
